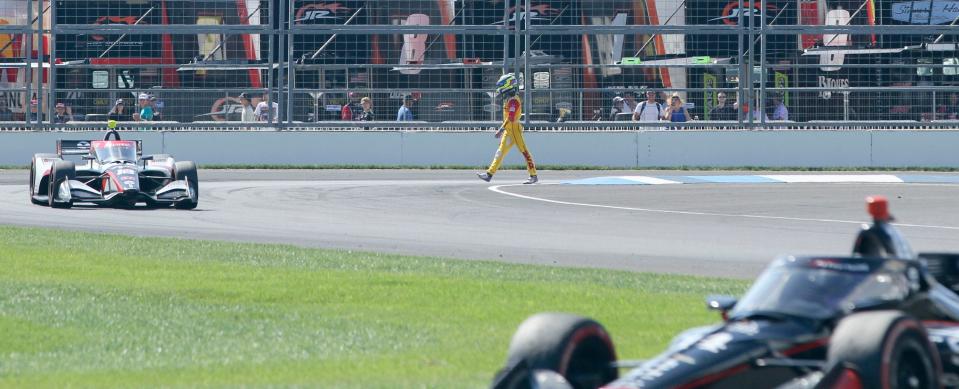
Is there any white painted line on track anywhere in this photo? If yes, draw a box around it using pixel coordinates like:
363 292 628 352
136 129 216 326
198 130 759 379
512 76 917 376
488 183 959 231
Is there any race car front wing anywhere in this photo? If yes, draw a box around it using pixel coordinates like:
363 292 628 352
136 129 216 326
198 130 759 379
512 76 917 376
52 179 193 206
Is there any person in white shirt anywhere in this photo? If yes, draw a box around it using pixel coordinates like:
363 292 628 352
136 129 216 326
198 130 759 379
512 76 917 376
254 93 279 122
238 93 256 122
632 90 664 122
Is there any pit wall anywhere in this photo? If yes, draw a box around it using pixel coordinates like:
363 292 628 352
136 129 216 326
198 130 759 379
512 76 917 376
2 130 957 168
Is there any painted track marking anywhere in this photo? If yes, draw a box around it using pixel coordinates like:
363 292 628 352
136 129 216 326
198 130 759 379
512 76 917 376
488 183 959 231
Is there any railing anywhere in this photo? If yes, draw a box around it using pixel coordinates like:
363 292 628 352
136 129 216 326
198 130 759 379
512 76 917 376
0 0 955 130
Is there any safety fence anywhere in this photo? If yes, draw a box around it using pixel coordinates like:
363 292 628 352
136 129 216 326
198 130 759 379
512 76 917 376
0 0 957 129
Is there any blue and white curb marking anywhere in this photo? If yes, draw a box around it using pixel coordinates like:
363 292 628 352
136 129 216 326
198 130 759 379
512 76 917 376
563 175 959 185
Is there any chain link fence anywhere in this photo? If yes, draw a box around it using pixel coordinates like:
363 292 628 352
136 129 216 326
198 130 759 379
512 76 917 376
0 0 956 129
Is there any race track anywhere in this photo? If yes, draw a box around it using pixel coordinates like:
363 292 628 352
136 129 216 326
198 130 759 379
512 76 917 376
2 169 958 279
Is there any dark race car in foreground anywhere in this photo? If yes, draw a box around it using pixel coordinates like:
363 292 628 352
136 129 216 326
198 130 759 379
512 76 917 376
30 130 198 209
492 196 959 389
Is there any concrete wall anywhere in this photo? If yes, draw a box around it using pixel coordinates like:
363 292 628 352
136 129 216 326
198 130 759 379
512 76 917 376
2 130 957 167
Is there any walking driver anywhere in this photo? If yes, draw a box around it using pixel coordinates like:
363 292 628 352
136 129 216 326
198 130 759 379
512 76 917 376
477 73 538 184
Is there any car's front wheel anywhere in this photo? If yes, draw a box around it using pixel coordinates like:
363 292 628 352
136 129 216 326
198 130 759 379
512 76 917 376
173 161 198 209
30 154 57 205
497 313 618 389
828 310 939 389
47 160 75 209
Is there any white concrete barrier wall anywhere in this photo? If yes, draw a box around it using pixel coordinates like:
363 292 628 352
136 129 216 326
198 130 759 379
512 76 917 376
1 130 957 167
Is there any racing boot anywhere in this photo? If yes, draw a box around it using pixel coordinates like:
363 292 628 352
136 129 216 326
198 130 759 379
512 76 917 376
524 175 538 184
477 172 493 182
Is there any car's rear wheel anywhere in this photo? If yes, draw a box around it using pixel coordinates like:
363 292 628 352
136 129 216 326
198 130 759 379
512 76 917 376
173 161 198 209
828 310 939 389
47 160 75 209
501 313 618 389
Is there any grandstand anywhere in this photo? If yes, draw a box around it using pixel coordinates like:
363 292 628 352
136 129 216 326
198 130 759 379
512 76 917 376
0 0 955 127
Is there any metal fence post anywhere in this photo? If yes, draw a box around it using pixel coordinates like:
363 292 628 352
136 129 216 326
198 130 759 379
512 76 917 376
49 0 56 124
734 0 748 125
760 0 767 126
25 1 33 127
268 0 276 127
287 0 294 127
513 0 521 108
524 0 531 127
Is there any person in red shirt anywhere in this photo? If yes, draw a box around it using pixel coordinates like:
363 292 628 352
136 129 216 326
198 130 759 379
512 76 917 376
341 92 359 121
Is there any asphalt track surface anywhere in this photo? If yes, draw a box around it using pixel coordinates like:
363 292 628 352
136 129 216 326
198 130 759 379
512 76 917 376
2 169 958 279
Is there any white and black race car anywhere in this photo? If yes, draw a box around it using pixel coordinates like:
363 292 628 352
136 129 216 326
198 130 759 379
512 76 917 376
29 130 198 209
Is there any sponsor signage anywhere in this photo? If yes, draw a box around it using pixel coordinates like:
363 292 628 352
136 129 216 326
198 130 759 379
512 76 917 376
891 0 959 24
295 2 352 24
710 1 779 25
501 4 562 23
56 2 160 59
209 97 246 122
818 76 850 99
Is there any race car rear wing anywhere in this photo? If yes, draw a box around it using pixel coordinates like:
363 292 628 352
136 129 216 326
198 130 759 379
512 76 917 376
57 140 143 157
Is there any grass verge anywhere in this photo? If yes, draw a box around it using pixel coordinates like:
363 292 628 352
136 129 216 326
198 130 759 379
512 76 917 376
0 226 747 388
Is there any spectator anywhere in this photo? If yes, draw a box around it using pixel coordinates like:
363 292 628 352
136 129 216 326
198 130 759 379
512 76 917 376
28 99 41 122
709 92 737 121
621 91 638 113
134 93 154 122
108 99 131 121
149 95 162 121
254 93 279 122
937 93 959 120
238 93 255 122
396 95 414 121
663 93 692 123
632 90 664 121
341 92 359 120
768 93 789 120
606 96 625 120
52 102 72 123
356 97 374 121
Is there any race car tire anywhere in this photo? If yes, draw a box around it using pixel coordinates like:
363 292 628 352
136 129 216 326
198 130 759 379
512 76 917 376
503 313 617 389
828 310 939 389
48 160 75 209
174 161 198 209
30 153 58 205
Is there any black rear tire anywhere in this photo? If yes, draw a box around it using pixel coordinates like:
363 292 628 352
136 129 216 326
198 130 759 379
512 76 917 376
828 310 939 389
48 160 75 209
173 161 198 209
503 313 618 389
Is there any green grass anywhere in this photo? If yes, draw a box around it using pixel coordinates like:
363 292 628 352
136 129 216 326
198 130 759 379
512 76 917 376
0 226 748 388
